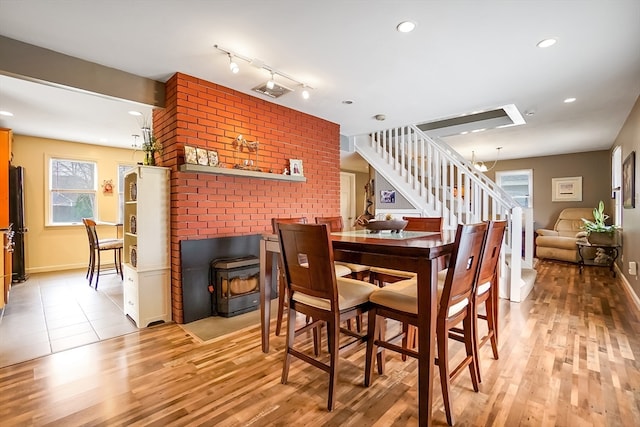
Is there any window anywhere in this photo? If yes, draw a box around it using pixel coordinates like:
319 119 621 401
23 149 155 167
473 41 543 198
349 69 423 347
612 146 622 226
118 164 135 223
49 158 97 224
495 169 533 208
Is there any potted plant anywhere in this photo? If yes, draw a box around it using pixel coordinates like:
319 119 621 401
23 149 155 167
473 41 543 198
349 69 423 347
581 200 619 245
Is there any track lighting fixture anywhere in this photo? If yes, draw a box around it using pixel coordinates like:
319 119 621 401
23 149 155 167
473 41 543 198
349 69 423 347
214 44 314 100
266 72 275 90
301 85 310 100
228 54 239 74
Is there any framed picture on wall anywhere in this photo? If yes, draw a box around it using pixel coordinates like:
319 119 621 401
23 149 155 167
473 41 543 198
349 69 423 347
380 190 396 203
196 148 209 166
623 151 635 209
208 150 219 167
552 176 582 202
184 145 197 164
289 159 304 176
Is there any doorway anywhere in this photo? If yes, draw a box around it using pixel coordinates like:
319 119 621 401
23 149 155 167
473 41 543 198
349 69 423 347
340 172 356 231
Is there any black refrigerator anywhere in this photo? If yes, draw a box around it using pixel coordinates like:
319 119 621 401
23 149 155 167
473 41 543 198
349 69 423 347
9 165 28 282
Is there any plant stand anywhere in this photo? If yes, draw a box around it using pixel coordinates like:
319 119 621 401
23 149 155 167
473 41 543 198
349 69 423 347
577 241 620 278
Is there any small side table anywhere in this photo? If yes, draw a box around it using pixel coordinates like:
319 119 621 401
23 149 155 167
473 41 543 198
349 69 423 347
576 241 620 277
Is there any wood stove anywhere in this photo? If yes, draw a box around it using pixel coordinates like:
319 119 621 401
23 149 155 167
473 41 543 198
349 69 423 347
211 256 260 317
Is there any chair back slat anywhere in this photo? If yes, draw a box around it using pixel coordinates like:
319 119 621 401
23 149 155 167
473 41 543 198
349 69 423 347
271 217 308 233
278 223 339 306
402 216 443 232
314 216 344 232
440 222 487 318
477 220 507 285
82 218 99 250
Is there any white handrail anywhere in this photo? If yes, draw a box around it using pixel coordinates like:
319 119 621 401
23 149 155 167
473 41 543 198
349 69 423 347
352 126 536 302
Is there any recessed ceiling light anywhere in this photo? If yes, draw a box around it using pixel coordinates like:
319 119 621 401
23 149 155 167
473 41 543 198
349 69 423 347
396 21 416 33
0 110 14 117
128 111 143 116
537 38 557 48
564 97 576 103
374 114 386 121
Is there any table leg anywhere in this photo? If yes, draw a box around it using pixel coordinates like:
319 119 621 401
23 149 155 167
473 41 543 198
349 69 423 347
259 239 273 353
610 247 619 278
578 246 585 275
416 258 437 426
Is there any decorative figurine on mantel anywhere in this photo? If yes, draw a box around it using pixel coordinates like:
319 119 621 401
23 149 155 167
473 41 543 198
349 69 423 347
232 134 260 171
283 167 289 175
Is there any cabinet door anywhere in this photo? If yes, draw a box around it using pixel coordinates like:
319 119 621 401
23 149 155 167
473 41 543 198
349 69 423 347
0 128 12 229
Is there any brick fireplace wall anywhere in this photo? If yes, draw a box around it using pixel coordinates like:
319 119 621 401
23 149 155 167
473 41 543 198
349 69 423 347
153 73 341 323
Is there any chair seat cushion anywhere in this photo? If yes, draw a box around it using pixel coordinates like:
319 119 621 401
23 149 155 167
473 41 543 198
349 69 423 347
293 277 378 311
334 263 354 277
99 239 123 250
300 262 352 278
335 261 370 273
477 281 491 295
369 277 468 317
368 266 416 279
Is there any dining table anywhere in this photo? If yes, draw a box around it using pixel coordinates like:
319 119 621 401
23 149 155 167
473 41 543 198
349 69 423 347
259 228 456 427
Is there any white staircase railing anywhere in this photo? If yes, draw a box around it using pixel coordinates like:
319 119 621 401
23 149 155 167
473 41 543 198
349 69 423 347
352 125 536 302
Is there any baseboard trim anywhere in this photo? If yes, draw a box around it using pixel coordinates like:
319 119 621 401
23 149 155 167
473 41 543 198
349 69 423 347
615 264 640 313
27 263 109 274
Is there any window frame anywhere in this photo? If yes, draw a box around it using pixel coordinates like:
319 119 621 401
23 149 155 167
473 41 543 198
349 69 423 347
495 169 534 208
47 156 98 226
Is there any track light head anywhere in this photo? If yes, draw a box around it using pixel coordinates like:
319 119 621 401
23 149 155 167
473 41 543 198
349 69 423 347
266 72 275 90
228 54 239 74
301 85 310 100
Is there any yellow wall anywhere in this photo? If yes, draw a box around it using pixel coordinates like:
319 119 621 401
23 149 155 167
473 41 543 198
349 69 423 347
12 134 144 273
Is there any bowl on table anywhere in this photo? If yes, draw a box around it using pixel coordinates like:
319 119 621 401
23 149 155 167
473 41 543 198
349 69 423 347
364 219 408 233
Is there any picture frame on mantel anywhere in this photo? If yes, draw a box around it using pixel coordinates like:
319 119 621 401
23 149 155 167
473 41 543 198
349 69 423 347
290 159 304 176
623 151 635 209
184 145 197 165
552 176 582 202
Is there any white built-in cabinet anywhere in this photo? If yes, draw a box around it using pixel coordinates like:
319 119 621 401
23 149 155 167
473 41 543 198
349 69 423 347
123 166 171 328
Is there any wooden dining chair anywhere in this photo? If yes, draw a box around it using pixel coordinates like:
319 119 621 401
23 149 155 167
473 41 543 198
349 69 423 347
315 216 371 281
272 217 353 336
316 215 372 331
82 218 123 290
463 220 506 382
364 222 487 426
277 222 378 411
368 217 443 287
272 217 308 336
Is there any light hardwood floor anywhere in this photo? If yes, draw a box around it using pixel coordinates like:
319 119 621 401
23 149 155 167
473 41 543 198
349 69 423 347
0 261 638 426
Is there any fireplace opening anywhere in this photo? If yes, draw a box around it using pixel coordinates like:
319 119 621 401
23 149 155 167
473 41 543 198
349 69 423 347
210 256 260 317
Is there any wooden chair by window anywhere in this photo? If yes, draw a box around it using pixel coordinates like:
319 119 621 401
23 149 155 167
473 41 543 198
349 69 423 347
364 222 487 426
368 217 443 287
82 218 123 290
278 222 378 410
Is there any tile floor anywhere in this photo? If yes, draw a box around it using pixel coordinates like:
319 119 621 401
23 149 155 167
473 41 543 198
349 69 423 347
0 269 138 368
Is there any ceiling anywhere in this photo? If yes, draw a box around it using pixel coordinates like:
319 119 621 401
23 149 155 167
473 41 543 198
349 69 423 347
1 0 639 173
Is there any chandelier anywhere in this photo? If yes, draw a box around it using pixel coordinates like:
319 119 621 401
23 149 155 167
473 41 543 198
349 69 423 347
471 147 502 172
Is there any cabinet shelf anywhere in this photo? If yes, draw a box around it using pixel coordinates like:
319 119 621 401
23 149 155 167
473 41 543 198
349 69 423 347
123 166 170 328
179 163 307 182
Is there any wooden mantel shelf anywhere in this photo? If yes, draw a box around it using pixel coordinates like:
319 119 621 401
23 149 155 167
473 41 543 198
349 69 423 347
178 164 307 182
